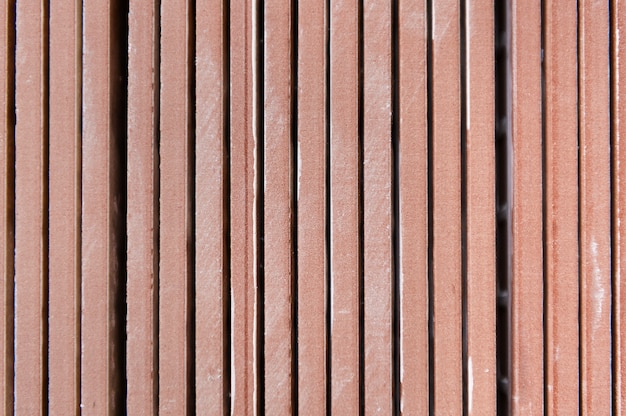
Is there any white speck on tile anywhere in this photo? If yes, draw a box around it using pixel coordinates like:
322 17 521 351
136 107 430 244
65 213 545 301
590 238 606 332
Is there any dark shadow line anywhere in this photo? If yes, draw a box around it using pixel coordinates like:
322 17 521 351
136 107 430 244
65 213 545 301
291 0 299 412
42 1 50 412
494 0 510 412
223 0 232 413
610 0 618 414
390 0 401 413
187 0 197 412
426 0 434 413
5 1 15 414
325 0 332 412
153 0 161 412
255 0 265 412
459 0 468 414
357 0 365 414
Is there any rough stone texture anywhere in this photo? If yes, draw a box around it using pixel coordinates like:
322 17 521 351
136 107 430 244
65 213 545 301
509 1 544 414
296 0 327 413
330 0 360 413
544 1 580 413
14 0 45 413
127 0 158 413
431 0 462 413
466 0 496 414
49 0 81 412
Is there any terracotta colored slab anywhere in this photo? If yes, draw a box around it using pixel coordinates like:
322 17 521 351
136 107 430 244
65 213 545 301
614 0 626 413
363 0 392 413
465 0 496 414
578 1 611 414
195 0 226 413
508 1 544 414
159 0 191 413
14 0 46 412
0 2 13 414
296 0 327 413
544 1 580 414
82 0 124 411
397 0 428 413
49 0 81 412
330 0 360 413
230 0 259 413
127 0 157 413
431 0 462 413
263 0 294 413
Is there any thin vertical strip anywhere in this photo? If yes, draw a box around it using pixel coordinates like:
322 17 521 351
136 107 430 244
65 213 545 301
330 0 360 412
397 0 428 413
325 0 332 409
579 0 611 413
363 0 392 413
158 0 192 412
224 3 232 412
296 0 327 412
127 0 158 412
493 0 508 411
188 3 197 410
544 0 580 413
460 0 468 410
465 0 496 414
49 0 81 412
358 3 365 412
0 1 14 413
508 0 544 413
290 1 299 410
14 0 47 412
427 0 434 411
263 0 294 412
391 1 399 413
82 0 124 410
613 0 626 413
430 0 462 413
195 0 226 413
255 0 265 409
230 0 259 412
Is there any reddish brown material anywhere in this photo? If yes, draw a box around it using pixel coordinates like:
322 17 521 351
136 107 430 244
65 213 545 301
264 0 294 413
330 0 360 413
509 1 544 414
49 0 81 412
195 0 226 413
465 0 496 414
230 0 258 413
363 0 392 413
82 0 121 411
296 0 327 413
398 0 429 413
431 0 462 413
614 1 626 413
127 0 157 413
579 0 611 413
158 0 191 413
0 3 12 414
544 1 579 413
14 0 46 412
11 3 626 413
